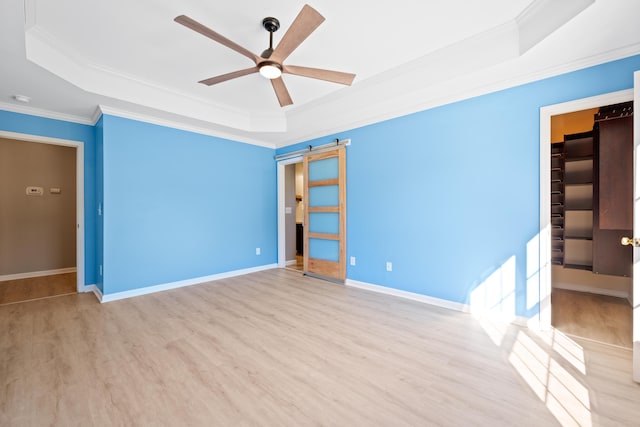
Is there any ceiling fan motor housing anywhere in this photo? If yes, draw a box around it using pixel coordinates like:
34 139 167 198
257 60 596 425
262 17 280 33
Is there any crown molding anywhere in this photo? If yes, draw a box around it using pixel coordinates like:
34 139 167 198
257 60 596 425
516 0 594 54
0 101 94 125
24 24 286 133
276 43 640 148
96 105 276 149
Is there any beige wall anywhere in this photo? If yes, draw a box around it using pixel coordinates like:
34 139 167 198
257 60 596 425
550 108 598 142
0 138 76 275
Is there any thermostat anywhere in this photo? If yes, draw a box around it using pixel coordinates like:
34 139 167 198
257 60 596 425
26 186 43 196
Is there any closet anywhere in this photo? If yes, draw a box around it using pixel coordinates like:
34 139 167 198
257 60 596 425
550 101 633 277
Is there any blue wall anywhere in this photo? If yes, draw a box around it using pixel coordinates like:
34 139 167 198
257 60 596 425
277 54 640 318
2 53 638 307
0 110 97 286
99 115 277 294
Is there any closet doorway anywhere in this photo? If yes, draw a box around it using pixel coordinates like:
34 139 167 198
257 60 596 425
0 131 85 304
545 98 633 349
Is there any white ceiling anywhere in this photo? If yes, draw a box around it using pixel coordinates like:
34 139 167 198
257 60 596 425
1 0 639 148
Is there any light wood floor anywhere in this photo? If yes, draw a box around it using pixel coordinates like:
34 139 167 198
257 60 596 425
287 254 304 271
1 269 639 426
0 272 76 305
552 289 632 348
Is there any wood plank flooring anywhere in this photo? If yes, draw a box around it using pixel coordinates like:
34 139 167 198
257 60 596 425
1 268 639 426
0 272 76 305
552 288 632 348
286 254 304 271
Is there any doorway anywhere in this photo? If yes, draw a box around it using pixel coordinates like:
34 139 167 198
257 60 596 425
278 156 304 270
277 139 349 283
539 91 634 348
0 131 85 304
550 105 633 348
282 161 304 271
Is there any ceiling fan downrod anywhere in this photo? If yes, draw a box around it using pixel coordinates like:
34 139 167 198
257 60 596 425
261 17 280 59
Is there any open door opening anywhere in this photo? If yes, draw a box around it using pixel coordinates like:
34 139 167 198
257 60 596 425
0 133 83 304
549 105 633 349
540 85 639 382
283 161 304 272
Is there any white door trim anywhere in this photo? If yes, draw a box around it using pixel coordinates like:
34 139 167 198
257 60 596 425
538 89 633 330
0 130 86 293
277 155 303 268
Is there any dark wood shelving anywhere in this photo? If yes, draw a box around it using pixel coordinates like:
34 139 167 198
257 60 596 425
563 263 593 271
550 132 596 270
550 141 566 266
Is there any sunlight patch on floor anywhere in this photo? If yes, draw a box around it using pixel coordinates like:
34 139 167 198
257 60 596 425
471 244 592 427
509 331 591 427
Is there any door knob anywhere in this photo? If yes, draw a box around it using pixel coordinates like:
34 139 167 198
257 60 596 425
620 236 640 247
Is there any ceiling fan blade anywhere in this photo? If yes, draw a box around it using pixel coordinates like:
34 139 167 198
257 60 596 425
175 15 259 64
198 67 259 86
283 65 355 86
271 77 293 107
270 4 325 63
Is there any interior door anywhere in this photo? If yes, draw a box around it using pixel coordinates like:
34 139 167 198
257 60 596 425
303 148 346 282
633 70 640 382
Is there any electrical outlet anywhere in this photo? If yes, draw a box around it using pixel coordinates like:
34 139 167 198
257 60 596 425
350 256 356 266
386 262 392 272
256 247 261 255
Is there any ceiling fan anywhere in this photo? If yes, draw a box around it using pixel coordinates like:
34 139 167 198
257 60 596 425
174 4 356 107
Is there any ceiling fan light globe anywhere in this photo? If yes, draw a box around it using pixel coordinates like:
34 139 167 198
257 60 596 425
259 63 282 79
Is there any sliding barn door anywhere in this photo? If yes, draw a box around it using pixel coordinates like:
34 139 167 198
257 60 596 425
303 148 346 282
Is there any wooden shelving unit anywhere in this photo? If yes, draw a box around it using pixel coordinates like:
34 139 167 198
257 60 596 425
551 142 565 265
550 102 633 277
562 131 594 271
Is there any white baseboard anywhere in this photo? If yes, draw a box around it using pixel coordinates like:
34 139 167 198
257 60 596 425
80 284 103 302
345 279 471 313
553 282 629 300
99 264 278 303
285 259 297 266
345 279 537 328
0 267 77 282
